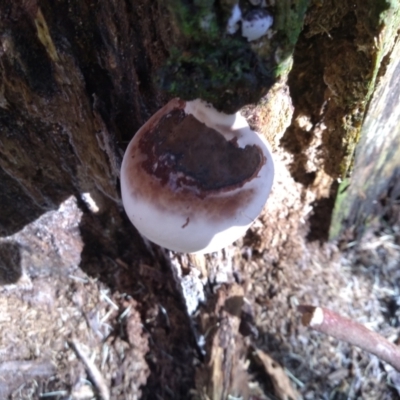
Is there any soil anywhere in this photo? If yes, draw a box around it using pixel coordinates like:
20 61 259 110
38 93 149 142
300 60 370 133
1 129 400 400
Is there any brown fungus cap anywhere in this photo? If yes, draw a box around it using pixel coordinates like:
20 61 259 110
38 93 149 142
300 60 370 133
121 98 274 253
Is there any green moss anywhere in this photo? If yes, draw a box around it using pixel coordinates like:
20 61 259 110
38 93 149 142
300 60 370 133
167 0 220 41
157 39 274 113
329 178 350 239
159 0 310 112
276 0 309 45
329 0 400 239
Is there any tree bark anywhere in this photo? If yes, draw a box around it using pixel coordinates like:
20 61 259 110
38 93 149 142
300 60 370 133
0 1 196 398
1 0 400 398
282 0 400 240
0 0 170 236
330 32 400 239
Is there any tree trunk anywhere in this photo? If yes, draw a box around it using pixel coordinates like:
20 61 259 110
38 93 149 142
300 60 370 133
0 0 171 236
1 0 399 398
0 1 196 398
330 30 400 239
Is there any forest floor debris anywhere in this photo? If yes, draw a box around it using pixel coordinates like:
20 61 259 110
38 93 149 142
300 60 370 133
1 149 399 399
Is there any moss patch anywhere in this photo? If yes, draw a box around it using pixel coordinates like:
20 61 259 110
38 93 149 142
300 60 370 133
158 0 310 112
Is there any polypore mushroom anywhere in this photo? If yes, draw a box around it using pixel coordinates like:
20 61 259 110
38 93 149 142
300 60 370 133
121 98 274 254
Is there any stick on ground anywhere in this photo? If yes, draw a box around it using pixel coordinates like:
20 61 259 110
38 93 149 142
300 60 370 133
298 305 400 372
70 340 110 400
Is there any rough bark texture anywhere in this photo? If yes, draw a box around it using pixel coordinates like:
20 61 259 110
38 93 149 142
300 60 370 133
1 0 400 399
0 0 171 236
0 1 197 398
282 0 400 241
330 32 400 239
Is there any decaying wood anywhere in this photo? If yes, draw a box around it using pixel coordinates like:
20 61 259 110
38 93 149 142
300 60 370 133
193 284 301 400
330 32 400 239
0 3 201 397
282 0 400 240
254 349 300 400
195 284 250 400
2 0 400 399
0 0 169 236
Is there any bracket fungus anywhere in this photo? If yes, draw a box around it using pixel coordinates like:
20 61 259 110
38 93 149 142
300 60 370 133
121 98 274 254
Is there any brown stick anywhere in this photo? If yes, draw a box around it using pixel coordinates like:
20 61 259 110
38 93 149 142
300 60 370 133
298 305 400 372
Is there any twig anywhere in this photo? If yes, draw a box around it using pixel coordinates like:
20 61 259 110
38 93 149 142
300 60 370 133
298 305 400 372
70 340 110 400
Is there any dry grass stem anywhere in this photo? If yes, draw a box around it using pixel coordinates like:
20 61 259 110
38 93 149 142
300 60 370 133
70 340 110 400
